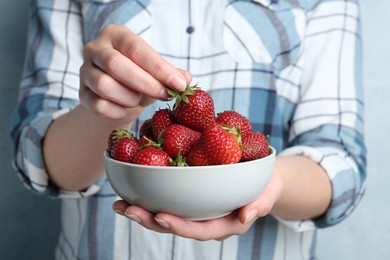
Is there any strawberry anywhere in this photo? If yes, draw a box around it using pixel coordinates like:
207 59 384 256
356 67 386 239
110 136 138 163
133 146 171 166
136 135 151 148
139 118 153 140
107 128 133 153
216 110 252 137
151 108 175 140
169 84 215 132
186 138 209 166
241 132 270 161
187 124 242 165
161 124 201 159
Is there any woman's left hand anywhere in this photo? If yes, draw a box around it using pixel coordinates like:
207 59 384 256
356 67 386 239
112 168 283 241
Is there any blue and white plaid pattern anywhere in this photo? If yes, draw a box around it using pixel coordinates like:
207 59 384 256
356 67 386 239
11 0 366 259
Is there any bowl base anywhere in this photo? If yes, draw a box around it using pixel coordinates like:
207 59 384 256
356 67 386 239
183 211 232 221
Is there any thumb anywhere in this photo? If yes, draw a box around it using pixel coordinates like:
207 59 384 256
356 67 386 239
177 69 192 85
238 171 284 224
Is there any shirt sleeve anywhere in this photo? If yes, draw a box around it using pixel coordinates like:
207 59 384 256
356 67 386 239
279 0 366 229
10 0 103 198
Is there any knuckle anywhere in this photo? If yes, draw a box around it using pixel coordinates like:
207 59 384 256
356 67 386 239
129 93 142 107
102 52 122 74
124 39 143 60
101 24 121 36
235 228 247 236
94 74 112 94
79 63 87 77
93 98 111 116
196 223 216 241
83 41 95 53
231 224 250 237
83 41 100 58
257 202 273 217
151 62 166 78
122 92 140 108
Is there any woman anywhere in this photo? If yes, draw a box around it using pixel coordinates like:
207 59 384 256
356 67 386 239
11 0 366 259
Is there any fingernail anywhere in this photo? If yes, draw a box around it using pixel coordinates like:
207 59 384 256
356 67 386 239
125 212 141 223
155 217 170 229
113 209 125 216
113 204 126 216
160 87 169 100
167 75 187 91
244 209 258 224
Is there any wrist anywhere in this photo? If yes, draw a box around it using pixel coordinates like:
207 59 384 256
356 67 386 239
75 104 134 131
268 158 285 217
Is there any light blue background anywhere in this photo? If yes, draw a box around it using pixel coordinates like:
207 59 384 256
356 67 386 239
0 1 388 259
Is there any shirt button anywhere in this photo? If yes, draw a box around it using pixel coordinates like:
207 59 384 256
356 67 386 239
186 26 194 34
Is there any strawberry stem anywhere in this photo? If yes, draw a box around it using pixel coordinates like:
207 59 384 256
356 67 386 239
171 149 189 167
138 136 162 150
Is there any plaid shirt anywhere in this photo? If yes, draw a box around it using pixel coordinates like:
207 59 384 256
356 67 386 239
11 0 366 259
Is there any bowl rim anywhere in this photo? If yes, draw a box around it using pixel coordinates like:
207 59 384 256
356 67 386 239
104 146 276 171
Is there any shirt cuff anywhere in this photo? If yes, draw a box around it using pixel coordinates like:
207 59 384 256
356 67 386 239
275 145 363 230
14 108 102 198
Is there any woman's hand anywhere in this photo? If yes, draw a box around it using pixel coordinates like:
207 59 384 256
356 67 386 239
112 168 284 241
79 24 190 124
43 24 191 191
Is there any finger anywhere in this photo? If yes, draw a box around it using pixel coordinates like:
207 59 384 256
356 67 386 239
238 192 277 224
136 67 188 106
139 95 157 107
101 25 187 91
113 201 170 233
110 27 187 91
238 173 283 224
124 205 171 234
82 64 142 107
79 86 144 122
215 234 233 242
112 199 130 216
154 211 246 241
89 47 170 100
79 86 130 119
238 203 261 225
178 69 192 84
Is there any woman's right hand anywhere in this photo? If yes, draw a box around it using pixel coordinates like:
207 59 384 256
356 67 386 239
79 24 190 124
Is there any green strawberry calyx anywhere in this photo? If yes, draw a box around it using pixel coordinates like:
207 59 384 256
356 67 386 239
170 149 189 167
138 136 163 150
113 129 134 142
168 83 199 109
221 125 243 149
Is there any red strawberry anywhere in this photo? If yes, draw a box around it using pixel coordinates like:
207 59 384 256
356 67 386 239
169 84 215 132
216 110 252 137
107 128 133 153
188 124 242 165
162 124 201 159
139 118 153 140
241 132 269 161
133 146 171 166
136 135 152 148
186 138 209 166
110 136 138 163
152 108 175 140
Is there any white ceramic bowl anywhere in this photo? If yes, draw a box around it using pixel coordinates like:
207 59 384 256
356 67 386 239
104 147 275 221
